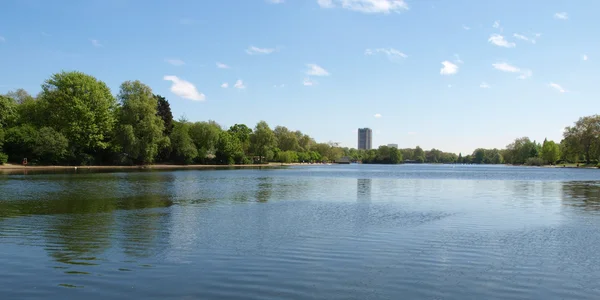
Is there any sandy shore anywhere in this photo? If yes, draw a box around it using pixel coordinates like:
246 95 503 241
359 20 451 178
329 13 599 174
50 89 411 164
0 162 310 171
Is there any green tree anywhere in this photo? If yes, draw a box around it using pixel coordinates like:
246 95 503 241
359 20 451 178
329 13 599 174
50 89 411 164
250 121 276 163
170 121 197 164
472 148 486 164
274 126 300 151
541 139 561 165
2 125 38 163
0 95 17 128
457 153 463 163
38 71 117 164
33 127 69 164
563 115 600 164
216 131 244 164
5 88 35 104
115 80 164 165
155 95 174 136
228 124 252 154
414 146 425 163
189 121 222 162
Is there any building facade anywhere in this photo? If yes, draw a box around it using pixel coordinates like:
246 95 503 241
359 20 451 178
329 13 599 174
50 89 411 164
358 128 372 150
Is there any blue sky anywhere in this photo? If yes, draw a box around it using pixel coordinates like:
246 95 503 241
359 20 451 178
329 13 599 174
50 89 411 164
0 0 597 154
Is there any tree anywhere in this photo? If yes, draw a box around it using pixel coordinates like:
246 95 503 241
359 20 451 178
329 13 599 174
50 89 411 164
5 89 34 104
505 137 537 165
274 126 300 151
216 131 244 164
250 121 276 163
38 71 117 164
541 139 561 165
2 125 38 163
0 95 17 128
155 95 174 136
414 146 425 162
189 121 222 162
563 115 600 164
228 124 252 154
33 127 69 164
115 80 164 165
170 121 197 164
457 153 463 163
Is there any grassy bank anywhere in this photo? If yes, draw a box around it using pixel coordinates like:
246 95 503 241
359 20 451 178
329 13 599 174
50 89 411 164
0 162 312 171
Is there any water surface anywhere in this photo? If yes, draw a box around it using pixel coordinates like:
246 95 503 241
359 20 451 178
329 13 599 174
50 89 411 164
1 164 600 299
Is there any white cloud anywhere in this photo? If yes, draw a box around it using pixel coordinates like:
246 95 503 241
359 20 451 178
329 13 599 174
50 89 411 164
163 75 205 101
374 113 382 118
221 82 229 88
549 82 567 93
0 36 5 42
440 61 458 75
234 79 246 89
462 25 470 30
246 46 276 55
582 54 588 61
216 62 230 69
267 0 284 3
90 39 102 47
554 12 568 20
492 62 532 79
165 58 185 66
303 78 317 86
480 82 491 88
317 0 409 14
513 33 535 44
493 21 500 28
492 62 520 73
365 48 407 62
488 34 515 48
306 64 330 76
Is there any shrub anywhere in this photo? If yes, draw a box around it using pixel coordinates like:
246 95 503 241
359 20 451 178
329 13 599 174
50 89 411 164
525 157 544 166
0 152 7 164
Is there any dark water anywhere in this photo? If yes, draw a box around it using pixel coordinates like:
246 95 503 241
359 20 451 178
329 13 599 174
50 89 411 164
1 164 600 299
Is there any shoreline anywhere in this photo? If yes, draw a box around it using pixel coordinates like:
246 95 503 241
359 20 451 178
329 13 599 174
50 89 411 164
0 163 309 171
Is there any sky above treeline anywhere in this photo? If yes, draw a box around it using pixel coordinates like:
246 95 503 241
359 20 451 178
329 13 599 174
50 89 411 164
0 0 597 154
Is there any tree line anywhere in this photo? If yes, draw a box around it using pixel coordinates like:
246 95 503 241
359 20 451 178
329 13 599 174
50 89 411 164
0 71 343 166
0 71 598 166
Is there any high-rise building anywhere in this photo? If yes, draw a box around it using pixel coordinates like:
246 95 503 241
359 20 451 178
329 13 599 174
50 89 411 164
358 128 372 150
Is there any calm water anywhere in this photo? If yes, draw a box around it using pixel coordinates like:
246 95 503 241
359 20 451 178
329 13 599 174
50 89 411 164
2 164 600 299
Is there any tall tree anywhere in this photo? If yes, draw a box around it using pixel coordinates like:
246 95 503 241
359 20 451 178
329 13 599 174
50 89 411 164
38 71 117 164
155 94 174 136
170 121 197 164
563 115 600 164
0 95 17 128
189 121 222 162
228 124 252 154
250 121 276 162
115 80 164 164
216 131 244 164
541 139 561 165
414 146 425 163
5 89 34 104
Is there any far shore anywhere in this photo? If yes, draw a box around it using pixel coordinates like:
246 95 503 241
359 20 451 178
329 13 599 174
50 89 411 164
0 162 310 171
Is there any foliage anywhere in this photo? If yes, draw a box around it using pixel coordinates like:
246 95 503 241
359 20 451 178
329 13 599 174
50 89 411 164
170 121 197 164
2 124 38 163
250 121 276 163
155 94 174 136
189 121 222 162
0 152 7 164
115 80 164 164
0 95 17 128
541 139 561 165
38 71 117 163
33 127 69 164
215 131 244 164
525 157 544 166
563 115 600 164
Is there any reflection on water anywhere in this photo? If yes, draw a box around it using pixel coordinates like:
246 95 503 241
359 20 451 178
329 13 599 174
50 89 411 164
562 181 600 212
1 165 600 299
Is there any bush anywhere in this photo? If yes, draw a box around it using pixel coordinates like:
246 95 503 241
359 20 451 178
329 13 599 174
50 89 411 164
0 152 7 164
525 157 544 166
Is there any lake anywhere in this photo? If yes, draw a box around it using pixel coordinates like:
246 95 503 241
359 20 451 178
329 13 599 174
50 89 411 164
1 164 600 299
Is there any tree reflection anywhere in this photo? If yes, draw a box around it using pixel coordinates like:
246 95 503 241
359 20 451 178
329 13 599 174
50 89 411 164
562 181 600 212
356 178 372 202
256 177 273 202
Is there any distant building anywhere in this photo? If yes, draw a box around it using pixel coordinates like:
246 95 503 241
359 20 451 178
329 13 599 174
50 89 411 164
358 128 372 150
387 144 398 149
